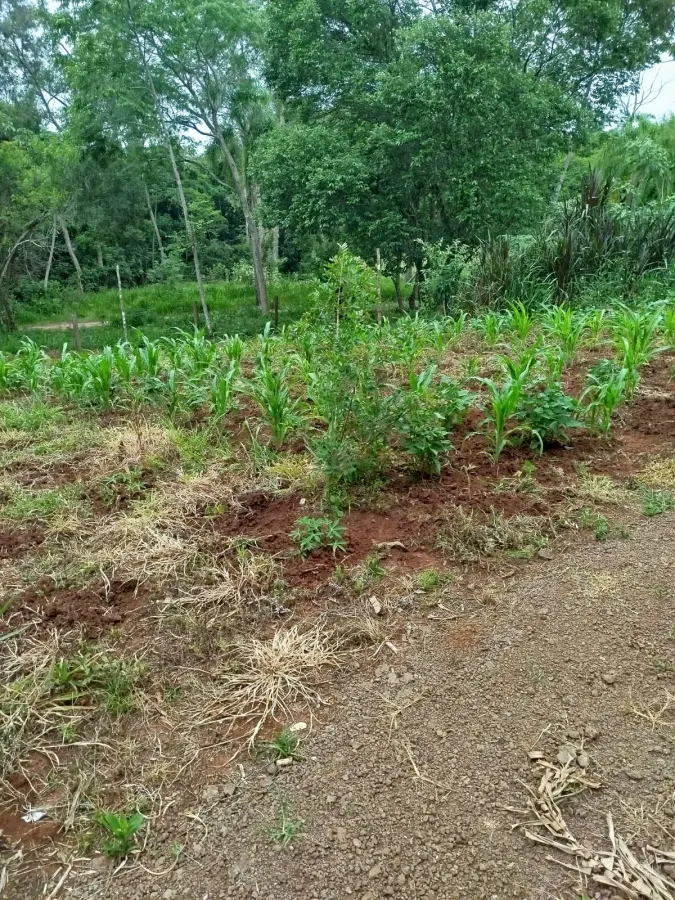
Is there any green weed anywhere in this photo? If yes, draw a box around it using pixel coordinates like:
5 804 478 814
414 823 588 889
95 810 144 858
414 569 445 591
258 727 301 760
49 647 144 715
290 516 347 555
642 489 675 517
265 803 303 847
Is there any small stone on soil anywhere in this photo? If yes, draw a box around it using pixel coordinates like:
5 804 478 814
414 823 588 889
557 746 576 766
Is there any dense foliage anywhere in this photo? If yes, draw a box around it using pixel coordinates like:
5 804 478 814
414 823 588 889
0 0 675 330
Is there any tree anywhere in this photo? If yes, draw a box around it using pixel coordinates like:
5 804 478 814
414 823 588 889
258 8 577 285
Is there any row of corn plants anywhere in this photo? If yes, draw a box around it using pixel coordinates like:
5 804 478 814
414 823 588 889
0 297 672 476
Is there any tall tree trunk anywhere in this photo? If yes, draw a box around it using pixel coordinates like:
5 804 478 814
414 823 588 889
163 137 212 334
393 269 405 312
59 218 84 294
410 264 421 311
96 244 103 267
271 226 280 276
44 216 57 292
134 36 212 335
143 179 166 263
551 149 573 205
0 217 41 330
216 133 268 313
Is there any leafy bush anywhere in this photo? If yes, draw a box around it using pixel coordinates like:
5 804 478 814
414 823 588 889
394 366 470 473
517 383 581 451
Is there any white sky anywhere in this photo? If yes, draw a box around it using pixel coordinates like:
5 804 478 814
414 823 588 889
638 57 675 119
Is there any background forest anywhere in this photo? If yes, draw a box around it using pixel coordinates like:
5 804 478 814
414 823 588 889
1 0 675 343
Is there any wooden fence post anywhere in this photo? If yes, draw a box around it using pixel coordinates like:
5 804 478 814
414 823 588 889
116 264 128 343
71 313 81 352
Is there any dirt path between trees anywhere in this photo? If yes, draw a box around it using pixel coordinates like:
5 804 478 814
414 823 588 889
10 513 669 900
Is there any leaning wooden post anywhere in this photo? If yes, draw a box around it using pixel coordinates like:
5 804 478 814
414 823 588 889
71 313 82 352
116 264 128 343
376 248 382 326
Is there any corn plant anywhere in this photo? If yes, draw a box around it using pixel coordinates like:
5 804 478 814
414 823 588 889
662 306 675 348
544 305 585 362
497 343 539 382
583 308 606 348
541 345 565 385
49 345 87 400
12 338 45 393
581 361 627 435
224 334 245 369
251 359 299 449
474 311 503 346
443 312 467 346
134 336 162 383
112 344 134 389
209 360 238 424
612 305 664 395
507 301 534 341
86 347 116 408
181 328 218 371
0 352 11 393
475 374 529 462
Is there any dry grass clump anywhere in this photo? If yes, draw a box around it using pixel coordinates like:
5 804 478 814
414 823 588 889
161 551 283 623
167 471 241 517
87 491 202 582
570 468 631 505
435 506 549 563
196 624 342 742
334 614 394 650
638 457 675 489
94 423 178 473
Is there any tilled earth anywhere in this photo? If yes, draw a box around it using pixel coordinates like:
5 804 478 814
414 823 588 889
18 513 671 900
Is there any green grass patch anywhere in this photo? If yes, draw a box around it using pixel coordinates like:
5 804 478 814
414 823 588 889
0 400 66 432
0 484 87 522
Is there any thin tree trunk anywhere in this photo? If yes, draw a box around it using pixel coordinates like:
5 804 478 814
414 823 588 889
143 179 166 263
96 244 103 267
116 264 128 342
216 133 268 313
59 218 84 294
134 35 212 335
394 269 405 312
271 226 280 275
44 216 57 292
409 266 418 311
164 137 212 334
0 217 41 330
551 149 573 205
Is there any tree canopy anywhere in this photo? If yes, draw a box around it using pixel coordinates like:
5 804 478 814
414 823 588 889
0 0 673 327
